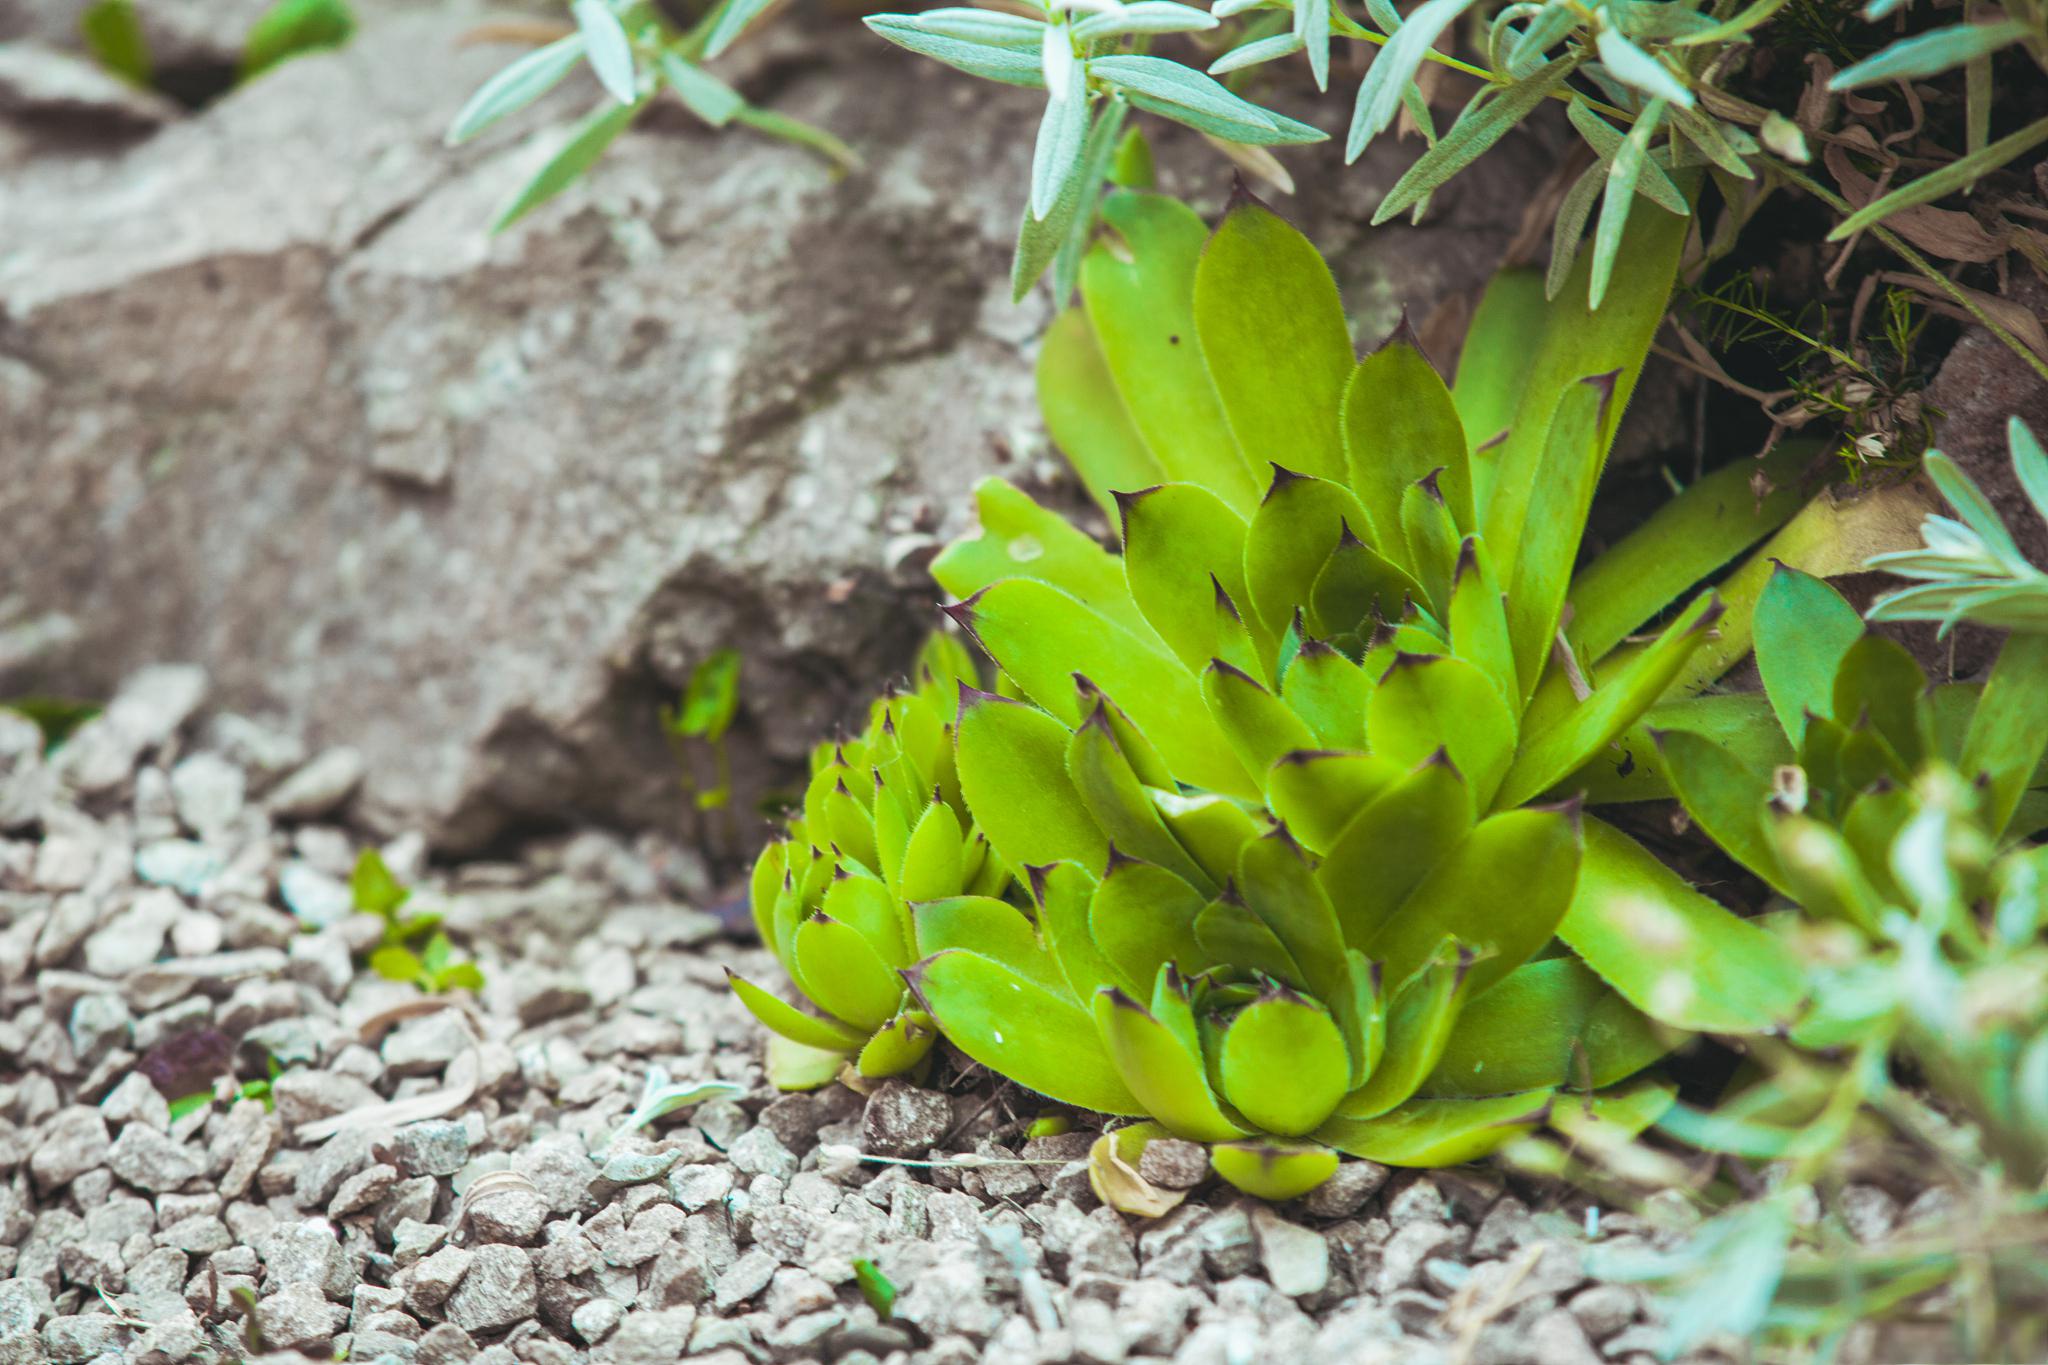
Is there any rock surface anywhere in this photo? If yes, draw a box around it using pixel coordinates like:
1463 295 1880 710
0 8 1548 851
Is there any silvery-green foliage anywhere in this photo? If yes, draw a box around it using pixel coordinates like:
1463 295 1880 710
867 1 1323 300
447 0 857 233
1867 419 2048 636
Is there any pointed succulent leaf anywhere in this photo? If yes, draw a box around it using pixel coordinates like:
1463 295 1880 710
1961 633 2048 838
1561 819 1807 1030
1338 945 1468 1119
1202 661 1319 782
1752 563 1864 748
1220 989 1352 1135
1839 783 1913 906
1306 525 1424 639
912 949 1145 1113
793 915 904 1031
1325 948 1385 1088
956 580 1252 800
1244 470 1377 638
956 689 1110 874
1569 444 1813 664
1067 705 1215 889
1193 196 1353 485
912 897 1063 991
1369 804 1582 998
726 970 867 1052
1450 268 1546 472
1237 829 1348 999
1317 753 1471 951
1265 751 1400 854
933 479 1148 634
1497 593 1721 808
1504 373 1615 694
1483 202 1686 568
1422 957 1668 1097
1090 859 1209 993
1655 729 1787 893
1121 484 1266 672
1209 1139 1340 1199
899 800 967 903
1367 655 1517 813
1278 642 1371 753
1318 1090 1555 1166
856 1010 939 1078
1448 538 1516 703
1037 310 1165 518
1093 990 1248 1142
1193 892 1304 985
1399 476 1461 619
872 780 913 893
766 1035 848 1090
1032 861 1127 1003
1081 192 1259 511
823 780 879 875
1152 790 1267 888
1831 633 1930 770
823 874 911 968
1342 329 1473 543
749 842 787 958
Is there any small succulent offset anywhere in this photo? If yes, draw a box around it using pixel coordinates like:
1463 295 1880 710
728 634 1016 1089
446 0 856 233
735 188 1836 1197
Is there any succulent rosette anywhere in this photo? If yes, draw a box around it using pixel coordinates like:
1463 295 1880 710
736 188 1829 1196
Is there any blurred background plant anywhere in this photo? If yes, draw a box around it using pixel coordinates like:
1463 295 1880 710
660 648 745 855
80 0 357 92
444 0 858 231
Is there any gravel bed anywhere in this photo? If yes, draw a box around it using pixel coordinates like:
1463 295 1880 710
0 664 1818 1365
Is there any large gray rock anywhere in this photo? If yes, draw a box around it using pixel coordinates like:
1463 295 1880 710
0 12 1547 850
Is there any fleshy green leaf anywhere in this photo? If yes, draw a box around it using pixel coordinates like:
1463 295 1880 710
1450 268 1546 465
1122 484 1262 673
1368 804 1582 998
1498 593 1721 808
1209 1140 1340 1199
932 479 1146 633
1752 564 1864 748
1560 819 1806 1032
726 970 866 1051
1317 754 1471 950
1367 654 1517 813
1237 829 1348 999
1319 1090 1554 1165
1093 991 1247 1141
956 690 1109 874
1067 704 1213 889
1243 470 1376 637
1193 197 1353 486
912 949 1144 1113
1423 957 1667 1097
1089 859 1209 992
1081 193 1259 511
1219 990 1352 1135
1278 645 1373 754
1036 311 1164 517
1960 632 2048 838
80 0 151 85
1656 729 1786 891
793 915 903 1031
1266 750 1400 852
1343 330 1472 542
953 580 1249 799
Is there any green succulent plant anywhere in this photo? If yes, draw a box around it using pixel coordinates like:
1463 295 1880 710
728 633 1018 1088
889 188 1837 1195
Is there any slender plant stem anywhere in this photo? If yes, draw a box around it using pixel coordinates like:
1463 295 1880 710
1767 158 2048 385
1328 11 1637 122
